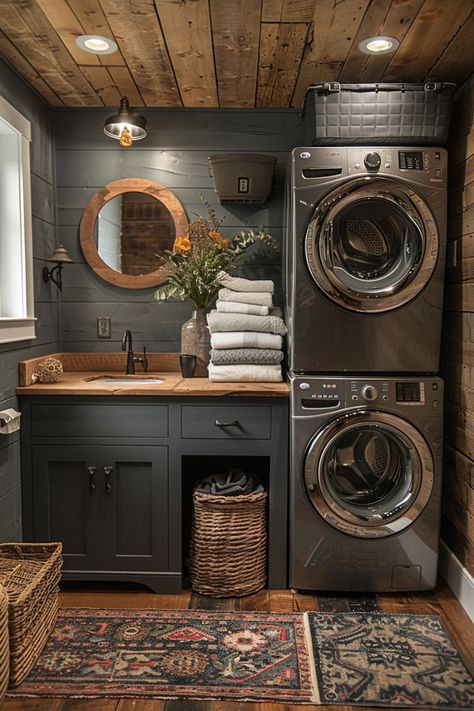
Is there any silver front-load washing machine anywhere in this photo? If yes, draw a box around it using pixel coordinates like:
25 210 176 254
284 146 447 373
290 374 443 592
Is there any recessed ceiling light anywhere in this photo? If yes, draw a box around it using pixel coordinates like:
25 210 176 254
75 34 118 55
358 36 400 55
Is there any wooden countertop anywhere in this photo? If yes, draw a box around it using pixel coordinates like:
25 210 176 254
16 353 289 397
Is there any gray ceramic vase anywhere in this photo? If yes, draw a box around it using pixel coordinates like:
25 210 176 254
181 308 211 377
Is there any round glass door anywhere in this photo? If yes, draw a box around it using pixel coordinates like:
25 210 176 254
304 411 434 538
305 178 439 312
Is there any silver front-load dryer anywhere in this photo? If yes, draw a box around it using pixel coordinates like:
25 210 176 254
290 374 443 592
284 146 447 373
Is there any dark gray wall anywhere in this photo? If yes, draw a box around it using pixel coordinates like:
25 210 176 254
0 59 58 541
54 109 305 352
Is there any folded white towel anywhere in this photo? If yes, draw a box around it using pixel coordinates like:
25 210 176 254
216 300 269 316
218 288 273 307
210 331 283 350
217 271 274 293
207 310 287 336
208 364 282 382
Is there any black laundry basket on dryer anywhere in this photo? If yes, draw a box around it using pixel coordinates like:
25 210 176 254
302 82 456 146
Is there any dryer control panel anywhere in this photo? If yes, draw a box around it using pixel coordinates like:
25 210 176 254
291 375 443 415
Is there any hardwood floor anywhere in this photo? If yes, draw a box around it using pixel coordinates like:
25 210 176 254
4 580 473 711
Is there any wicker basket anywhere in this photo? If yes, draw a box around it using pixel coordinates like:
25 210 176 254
190 490 267 597
0 586 8 704
0 542 62 687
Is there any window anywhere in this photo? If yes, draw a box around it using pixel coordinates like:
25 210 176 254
0 94 34 343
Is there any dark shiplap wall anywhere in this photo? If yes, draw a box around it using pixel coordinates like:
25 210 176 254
53 109 304 352
441 75 474 576
0 59 58 541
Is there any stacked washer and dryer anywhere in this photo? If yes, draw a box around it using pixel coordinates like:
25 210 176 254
285 146 447 592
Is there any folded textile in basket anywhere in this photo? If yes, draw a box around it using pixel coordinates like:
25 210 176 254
210 348 284 365
216 300 269 316
195 469 263 496
210 331 283 350
218 288 273 307
207 310 287 336
208 363 282 382
217 271 274 294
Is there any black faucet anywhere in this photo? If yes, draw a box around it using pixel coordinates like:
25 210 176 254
121 329 148 374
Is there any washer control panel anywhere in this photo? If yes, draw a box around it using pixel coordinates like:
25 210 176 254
291 376 442 414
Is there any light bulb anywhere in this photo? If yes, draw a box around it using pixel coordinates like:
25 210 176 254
119 126 133 148
366 38 393 52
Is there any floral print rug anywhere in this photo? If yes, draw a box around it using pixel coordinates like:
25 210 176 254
8 608 474 707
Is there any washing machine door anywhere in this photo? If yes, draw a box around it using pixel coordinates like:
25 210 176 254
304 410 434 538
305 177 438 312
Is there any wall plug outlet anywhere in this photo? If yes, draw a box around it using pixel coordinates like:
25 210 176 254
97 317 111 338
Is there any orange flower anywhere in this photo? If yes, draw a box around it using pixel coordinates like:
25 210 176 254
173 235 192 253
209 230 229 249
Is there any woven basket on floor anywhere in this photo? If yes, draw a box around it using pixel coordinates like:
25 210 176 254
0 542 62 687
190 489 267 597
0 586 8 704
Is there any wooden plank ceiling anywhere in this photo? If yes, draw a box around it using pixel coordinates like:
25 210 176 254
1 0 474 109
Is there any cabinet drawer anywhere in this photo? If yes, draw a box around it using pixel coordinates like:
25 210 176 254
31 404 168 438
181 405 271 439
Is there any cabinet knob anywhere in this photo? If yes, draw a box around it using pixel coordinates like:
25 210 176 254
87 466 97 494
104 466 113 494
215 419 240 428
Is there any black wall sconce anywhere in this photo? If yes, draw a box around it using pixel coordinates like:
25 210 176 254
42 245 74 292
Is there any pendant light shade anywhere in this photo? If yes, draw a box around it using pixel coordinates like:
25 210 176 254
103 96 147 146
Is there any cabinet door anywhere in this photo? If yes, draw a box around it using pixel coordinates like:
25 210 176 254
32 445 101 570
100 446 168 572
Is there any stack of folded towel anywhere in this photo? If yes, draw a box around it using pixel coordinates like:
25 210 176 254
206 272 286 382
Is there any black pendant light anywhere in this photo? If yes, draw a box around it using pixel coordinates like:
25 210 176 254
103 96 147 147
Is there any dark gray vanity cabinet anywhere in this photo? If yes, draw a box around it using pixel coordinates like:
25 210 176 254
31 444 169 578
20 395 289 594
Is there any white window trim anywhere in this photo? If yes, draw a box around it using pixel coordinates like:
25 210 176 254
0 95 36 344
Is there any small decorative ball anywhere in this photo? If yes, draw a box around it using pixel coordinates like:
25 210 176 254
33 357 64 384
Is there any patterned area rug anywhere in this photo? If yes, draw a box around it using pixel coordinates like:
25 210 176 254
309 612 474 708
8 608 313 703
8 608 474 706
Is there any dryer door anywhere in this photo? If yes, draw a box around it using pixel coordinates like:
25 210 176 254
305 177 438 312
304 410 434 538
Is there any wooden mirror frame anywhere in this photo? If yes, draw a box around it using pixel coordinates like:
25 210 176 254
79 178 188 289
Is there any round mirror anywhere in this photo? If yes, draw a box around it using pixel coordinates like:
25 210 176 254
80 178 188 289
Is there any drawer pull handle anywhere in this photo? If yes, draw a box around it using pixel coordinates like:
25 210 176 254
104 466 113 494
215 419 240 428
87 466 96 494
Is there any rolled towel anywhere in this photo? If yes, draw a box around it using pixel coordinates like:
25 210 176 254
211 348 284 365
216 300 269 316
217 271 274 293
218 288 273 307
211 331 283 350
207 310 287 336
208 363 282 382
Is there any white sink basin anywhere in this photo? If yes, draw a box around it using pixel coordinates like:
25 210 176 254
86 376 164 385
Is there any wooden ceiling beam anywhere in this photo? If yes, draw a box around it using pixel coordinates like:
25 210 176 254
0 0 102 105
292 0 371 108
98 0 182 107
258 22 310 107
0 29 64 106
339 0 424 84
64 0 127 66
383 0 474 82
262 0 316 23
155 0 217 108
210 0 261 108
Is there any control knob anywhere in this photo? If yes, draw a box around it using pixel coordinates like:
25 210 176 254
364 152 381 171
362 385 378 401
